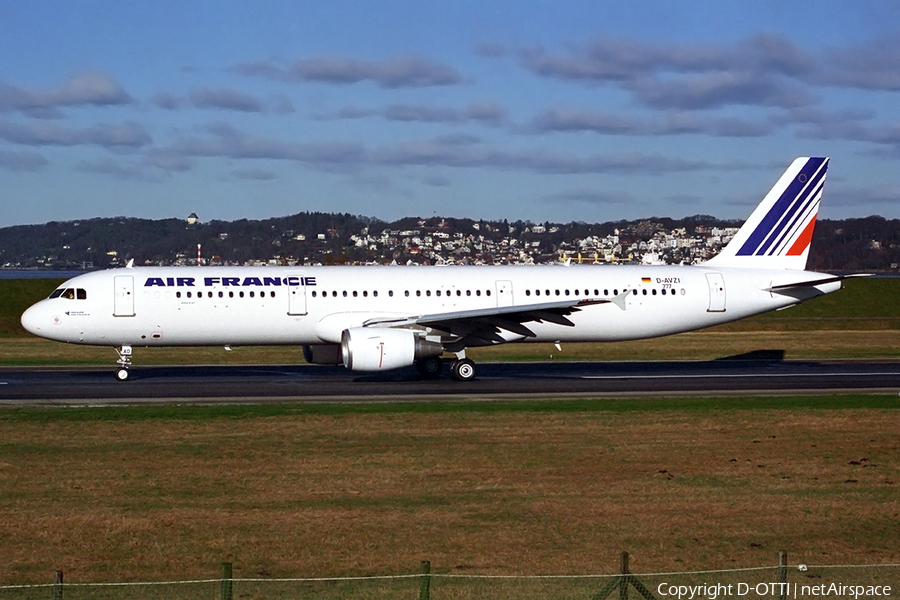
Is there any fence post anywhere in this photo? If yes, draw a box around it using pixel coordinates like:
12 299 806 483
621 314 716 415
592 552 658 600
418 560 431 600
620 552 629 600
221 562 233 600
777 551 788 600
52 570 63 600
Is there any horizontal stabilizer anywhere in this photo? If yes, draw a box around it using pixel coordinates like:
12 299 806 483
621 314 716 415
764 273 869 293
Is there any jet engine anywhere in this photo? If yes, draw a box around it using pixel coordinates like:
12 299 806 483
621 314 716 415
341 327 442 372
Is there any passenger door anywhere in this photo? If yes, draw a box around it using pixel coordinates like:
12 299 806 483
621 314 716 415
706 273 726 312
113 275 135 317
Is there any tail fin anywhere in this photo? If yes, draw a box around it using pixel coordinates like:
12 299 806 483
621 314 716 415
706 157 828 270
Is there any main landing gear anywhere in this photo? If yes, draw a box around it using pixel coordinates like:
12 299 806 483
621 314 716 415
449 358 476 382
414 355 477 382
114 345 132 382
415 356 443 379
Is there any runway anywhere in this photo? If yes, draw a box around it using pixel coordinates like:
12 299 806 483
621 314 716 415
1 359 899 406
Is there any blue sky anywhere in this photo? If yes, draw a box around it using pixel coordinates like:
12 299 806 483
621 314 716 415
1 1 899 227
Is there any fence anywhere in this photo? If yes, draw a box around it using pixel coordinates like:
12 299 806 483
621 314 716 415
1 553 898 600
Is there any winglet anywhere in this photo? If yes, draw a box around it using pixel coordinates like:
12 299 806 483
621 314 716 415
706 157 828 270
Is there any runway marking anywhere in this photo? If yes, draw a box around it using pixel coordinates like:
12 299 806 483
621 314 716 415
581 372 900 380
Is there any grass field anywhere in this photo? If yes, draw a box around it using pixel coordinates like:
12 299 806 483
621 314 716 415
1 276 899 590
1 398 899 586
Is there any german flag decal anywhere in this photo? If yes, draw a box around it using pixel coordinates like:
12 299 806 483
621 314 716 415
641 277 651 283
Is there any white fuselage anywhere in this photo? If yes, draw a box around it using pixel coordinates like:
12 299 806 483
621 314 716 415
20 263 839 348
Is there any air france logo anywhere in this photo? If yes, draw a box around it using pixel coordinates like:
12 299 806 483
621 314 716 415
144 276 317 287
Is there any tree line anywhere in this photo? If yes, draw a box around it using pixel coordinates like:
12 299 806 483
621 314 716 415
0 212 897 271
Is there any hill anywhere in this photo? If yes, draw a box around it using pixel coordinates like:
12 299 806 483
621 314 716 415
1 212 898 271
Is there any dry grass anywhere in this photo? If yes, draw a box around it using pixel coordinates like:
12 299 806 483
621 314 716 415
1 409 898 584
472 330 900 362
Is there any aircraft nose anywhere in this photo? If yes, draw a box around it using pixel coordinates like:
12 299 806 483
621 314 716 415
20 302 49 337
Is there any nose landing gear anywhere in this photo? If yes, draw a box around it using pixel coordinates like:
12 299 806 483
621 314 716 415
114 345 132 381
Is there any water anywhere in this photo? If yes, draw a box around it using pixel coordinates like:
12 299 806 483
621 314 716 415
0 270 88 280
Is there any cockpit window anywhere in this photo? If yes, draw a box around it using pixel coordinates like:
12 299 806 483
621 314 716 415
49 288 87 300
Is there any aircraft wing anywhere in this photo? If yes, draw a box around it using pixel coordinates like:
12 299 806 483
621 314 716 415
362 298 610 344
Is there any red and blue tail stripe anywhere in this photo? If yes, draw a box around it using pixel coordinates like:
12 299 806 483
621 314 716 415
736 157 827 258
706 157 828 270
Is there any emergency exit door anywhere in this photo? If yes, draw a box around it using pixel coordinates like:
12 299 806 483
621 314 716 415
288 273 307 316
495 280 513 307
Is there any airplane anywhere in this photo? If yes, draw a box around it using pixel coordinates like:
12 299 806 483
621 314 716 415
20 156 844 382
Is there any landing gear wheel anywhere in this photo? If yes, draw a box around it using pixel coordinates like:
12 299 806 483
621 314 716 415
114 345 133 382
416 356 443 378
450 358 476 382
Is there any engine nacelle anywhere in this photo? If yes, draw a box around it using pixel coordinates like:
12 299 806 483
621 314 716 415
302 344 343 365
340 327 442 372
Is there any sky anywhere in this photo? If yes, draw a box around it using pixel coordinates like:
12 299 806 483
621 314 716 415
1 1 899 228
